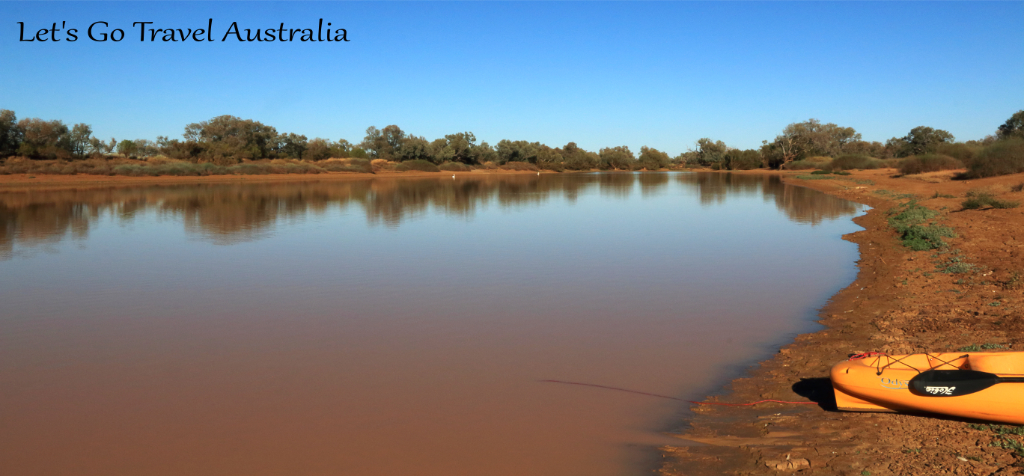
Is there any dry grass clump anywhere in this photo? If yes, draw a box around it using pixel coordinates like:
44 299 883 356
321 158 372 173
370 158 394 173
897 154 964 175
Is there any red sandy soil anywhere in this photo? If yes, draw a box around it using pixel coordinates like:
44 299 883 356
660 169 1024 476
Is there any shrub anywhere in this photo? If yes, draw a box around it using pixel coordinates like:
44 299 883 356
395 159 440 172
499 161 539 171
438 161 472 172
936 142 980 164
962 189 1020 210
828 154 886 171
887 200 956 250
785 156 831 170
1012 183 1024 193
370 159 393 173
958 138 1024 179
898 154 963 175
723 149 763 170
322 158 372 173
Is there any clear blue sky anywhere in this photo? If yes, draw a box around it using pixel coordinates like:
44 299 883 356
1 1 1021 155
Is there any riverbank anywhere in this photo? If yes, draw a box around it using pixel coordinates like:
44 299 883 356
0 168 553 190
660 169 1024 475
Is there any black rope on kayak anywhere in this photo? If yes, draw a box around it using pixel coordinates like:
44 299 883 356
867 352 969 376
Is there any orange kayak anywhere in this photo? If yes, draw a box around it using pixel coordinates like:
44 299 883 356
830 351 1024 424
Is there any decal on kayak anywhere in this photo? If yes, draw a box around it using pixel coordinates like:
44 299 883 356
880 377 909 390
924 386 956 396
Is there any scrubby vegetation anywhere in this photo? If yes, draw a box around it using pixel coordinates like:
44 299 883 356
826 154 887 171
438 162 472 172
898 154 964 175
887 200 956 251
1 108 1022 176
961 189 1020 210
957 138 1024 179
394 159 440 172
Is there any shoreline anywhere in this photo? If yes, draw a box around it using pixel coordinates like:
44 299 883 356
660 169 1024 475
0 168 555 190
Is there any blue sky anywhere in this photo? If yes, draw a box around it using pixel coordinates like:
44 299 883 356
1 1 1021 155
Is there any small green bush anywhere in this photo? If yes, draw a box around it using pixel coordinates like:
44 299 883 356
887 200 956 250
962 190 1020 210
395 159 440 172
898 154 963 175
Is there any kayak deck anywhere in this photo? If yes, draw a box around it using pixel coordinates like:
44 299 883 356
830 351 1024 424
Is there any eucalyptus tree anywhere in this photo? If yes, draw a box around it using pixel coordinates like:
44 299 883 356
0 110 23 157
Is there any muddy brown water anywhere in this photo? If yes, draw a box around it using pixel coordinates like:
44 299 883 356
0 172 864 476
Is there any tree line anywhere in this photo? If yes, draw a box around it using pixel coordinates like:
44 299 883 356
1 108 1021 172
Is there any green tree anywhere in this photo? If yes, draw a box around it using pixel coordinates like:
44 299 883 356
562 142 598 170
330 139 355 158
278 133 308 159
470 141 498 165
535 145 564 170
0 109 22 157
762 119 862 166
723 149 763 170
304 138 333 161
598 146 636 170
495 139 540 164
17 118 71 159
395 136 434 162
183 115 279 162
68 123 93 159
360 125 406 160
638 146 670 170
896 126 955 157
997 110 1024 141
695 138 727 166
433 132 477 164
117 139 138 158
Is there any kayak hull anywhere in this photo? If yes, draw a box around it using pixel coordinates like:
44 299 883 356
830 352 1024 424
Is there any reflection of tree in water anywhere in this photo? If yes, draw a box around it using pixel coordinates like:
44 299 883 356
0 192 103 260
0 173 860 255
674 172 860 225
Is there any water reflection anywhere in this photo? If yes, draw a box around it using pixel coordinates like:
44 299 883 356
0 172 859 258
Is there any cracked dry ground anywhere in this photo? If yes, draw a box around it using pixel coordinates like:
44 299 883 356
659 169 1024 476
